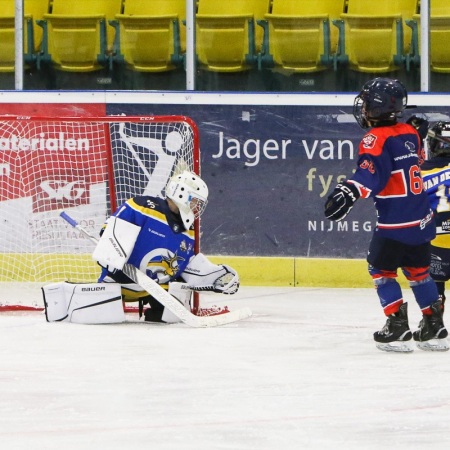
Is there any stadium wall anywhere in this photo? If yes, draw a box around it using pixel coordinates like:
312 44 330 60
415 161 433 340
1 91 449 288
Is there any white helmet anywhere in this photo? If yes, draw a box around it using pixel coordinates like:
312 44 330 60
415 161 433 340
165 171 209 229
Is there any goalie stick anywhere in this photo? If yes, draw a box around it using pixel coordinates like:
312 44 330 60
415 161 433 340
59 211 252 328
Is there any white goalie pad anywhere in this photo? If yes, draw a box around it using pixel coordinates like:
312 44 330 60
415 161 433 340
92 216 141 272
180 253 240 295
42 282 125 324
161 282 193 323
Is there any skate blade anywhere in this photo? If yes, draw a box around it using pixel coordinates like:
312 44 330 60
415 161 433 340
416 339 450 352
376 341 414 353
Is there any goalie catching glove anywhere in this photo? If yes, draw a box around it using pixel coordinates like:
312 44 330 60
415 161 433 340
324 181 360 221
181 253 240 295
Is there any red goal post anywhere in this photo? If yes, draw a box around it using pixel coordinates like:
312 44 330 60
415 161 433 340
0 114 201 312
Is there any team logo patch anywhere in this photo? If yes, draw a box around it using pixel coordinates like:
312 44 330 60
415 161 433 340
362 133 377 149
405 141 416 153
359 159 375 174
140 249 185 284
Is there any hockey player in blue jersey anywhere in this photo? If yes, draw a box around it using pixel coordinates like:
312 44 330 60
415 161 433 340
96 170 239 323
421 122 450 313
324 77 448 352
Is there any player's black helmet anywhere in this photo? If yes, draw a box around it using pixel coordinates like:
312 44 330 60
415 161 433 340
428 121 450 157
353 77 408 129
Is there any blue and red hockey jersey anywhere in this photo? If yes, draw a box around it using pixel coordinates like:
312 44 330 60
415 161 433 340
99 196 196 284
348 122 435 245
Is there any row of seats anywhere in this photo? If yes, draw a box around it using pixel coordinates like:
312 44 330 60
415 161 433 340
0 0 49 72
1 0 450 75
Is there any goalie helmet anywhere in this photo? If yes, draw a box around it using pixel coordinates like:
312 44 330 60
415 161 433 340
353 77 408 129
165 171 208 229
428 121 450 157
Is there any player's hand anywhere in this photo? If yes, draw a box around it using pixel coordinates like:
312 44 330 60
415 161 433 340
324 182 360 221
407 115 429 141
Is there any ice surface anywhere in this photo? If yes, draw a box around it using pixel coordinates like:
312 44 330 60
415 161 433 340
1 286 450 450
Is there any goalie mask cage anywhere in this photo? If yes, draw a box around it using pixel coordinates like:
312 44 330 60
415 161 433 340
0 115 201 312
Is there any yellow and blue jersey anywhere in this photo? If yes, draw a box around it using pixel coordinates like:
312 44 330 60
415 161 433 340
421 156 450 249
99 196 195 284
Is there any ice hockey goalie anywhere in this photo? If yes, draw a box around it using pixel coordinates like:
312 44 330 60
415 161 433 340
43 171 239 324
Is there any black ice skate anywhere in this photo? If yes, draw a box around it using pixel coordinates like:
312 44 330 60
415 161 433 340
413 300 449 352
374 303 413 353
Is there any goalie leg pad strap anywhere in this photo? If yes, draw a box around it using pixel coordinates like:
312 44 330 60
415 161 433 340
92 216 141 272
42 282 69 322
42 282 125 324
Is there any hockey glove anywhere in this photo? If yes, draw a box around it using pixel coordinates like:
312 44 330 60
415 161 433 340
181 254 240 295
407 116 429 141
185 266 240 295
324 181 360 221
212 265 240 295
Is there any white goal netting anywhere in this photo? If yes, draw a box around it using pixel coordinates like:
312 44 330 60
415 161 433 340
0 115 199 309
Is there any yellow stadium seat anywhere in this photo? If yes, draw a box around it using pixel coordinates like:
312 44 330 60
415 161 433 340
344 0 417 15
38 0 122 72
343 0 418 52
260 0 345 72
111 0 185 72
406 1 450 73
420 0 450 15
196 0 270 72
334 0 418 73
0 0 50 72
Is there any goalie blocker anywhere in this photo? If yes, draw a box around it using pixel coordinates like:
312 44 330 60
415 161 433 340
92 216 141 273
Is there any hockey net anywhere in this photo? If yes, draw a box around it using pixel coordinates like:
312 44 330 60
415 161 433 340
0 115 200 312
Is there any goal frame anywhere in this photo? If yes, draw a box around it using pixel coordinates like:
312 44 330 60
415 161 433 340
0 114 202 313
